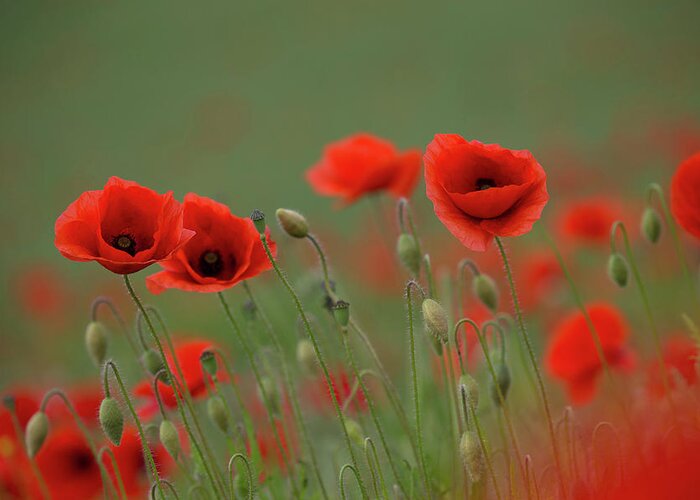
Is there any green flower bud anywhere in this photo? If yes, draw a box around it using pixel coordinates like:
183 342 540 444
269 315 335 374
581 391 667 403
332 300 350 328
473 274 499 312
275 208 309 238
296 339 317 375
641 207 662 244
458 374 479 410
85 321 108 367
25 411 49 458
607 253 629 287
250 209 266 234
422 298 448 344
99 397 124 446
141 349 165 377
207 396 229 433
159 419 181 460
200 350 218 377
459 431 484 484
397 233 421 276
490 359 511 407
345 419 365 447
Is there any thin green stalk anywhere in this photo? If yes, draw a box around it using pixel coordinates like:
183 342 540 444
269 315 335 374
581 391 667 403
228 453 254 500
365 437 389 500
99 446 129 500
91 296 139 356
494 236 565 496
217 291 301 498
7 403 51 499
339 464 363 500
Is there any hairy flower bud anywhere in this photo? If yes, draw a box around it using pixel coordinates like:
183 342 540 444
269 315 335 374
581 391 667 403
275 208 309 238
458 374 479 410
200 350 218 377
641 207 662 244
345 419 365 447
607 253 629 287
85 321 108 367
25 411 49 458
332 300 350 328
460 431 484 483
159 419 181 460
207 396 229 433
296 339 317 375
473 274 499 312
397 233 421 276
490 358 511 407
250 209 266 234
141 348 165 377
99 397 124 446
422 298 448 344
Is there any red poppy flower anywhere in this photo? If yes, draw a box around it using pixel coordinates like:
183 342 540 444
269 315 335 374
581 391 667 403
670 151 700 239
306 133 422 204
647 336 698 397
303 369 366 414
146 194 276 294
545 303 634 404
45 384 103 428
559 197 623 245
55 177 194 274
424 134 549 251
255 419 293 476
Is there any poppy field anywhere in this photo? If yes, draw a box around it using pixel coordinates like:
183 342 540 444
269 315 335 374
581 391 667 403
2 2 700 500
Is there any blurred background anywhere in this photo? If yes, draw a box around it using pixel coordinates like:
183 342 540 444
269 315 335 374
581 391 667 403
2 0 700 389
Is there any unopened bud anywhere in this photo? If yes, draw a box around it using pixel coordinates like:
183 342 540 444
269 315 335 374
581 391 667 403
459 431 484 483
458 374 479 410
200 350 218 377
641 207 662 244
207 396 229 433
473 274 499 312
99 397 124 445
25 411 49 458
490 358 511 407
159 419 181 460
85 321 108 367
332 300 350 328
422 298 448 344
141 349 166 378
275 208 309 238
258 377 280 415
296 339 317 374
607 253 629 287
397 233 421 276
345 419 364 447
250 209 266 234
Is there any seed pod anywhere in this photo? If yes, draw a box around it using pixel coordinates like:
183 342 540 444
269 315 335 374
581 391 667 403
99 397 124 445
458 374 480 410
332 300 350 328
207 396 229 433
159 419 181 460
25 411 49 458
258 377 280 415
607 253 629 287
473 274 499 312
200 350 218 377
345 419 364 447
641 207 662 244
397 233 421 276
422 298 448 344
296 339 317 375
490 358 511 407
85 321 108 367
459 431 484 483
275 208 309 238
250 209 266 234
141 349 165 377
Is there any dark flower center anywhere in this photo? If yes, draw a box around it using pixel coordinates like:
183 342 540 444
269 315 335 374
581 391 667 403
111 234 137 256
198 250 223 277
70 449 95 473
476 178 497 191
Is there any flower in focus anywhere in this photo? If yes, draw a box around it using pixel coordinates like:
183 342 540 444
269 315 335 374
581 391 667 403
545 303 634 404
55 177 194 274
146 194 276 294
558 197 623 245
647 335 698 397
424 134 548 251
670 151 700 240
306 133 422 205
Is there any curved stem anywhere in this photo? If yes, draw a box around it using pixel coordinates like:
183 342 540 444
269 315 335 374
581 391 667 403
397 198 423 262
365 438 389 500
99 446 129 500
151 479 180 499
91 296 139 356
494 236 564 495
592 421 624 488
7 402 51 499
228 453 254 500
339 464 363 500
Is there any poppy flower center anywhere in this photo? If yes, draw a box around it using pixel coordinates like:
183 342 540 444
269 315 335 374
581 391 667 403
476 178 497 190
199 250 223 277
111 234 137 256
70 449 95 473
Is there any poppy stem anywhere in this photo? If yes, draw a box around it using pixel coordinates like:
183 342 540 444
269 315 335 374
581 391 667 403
98 446 128 500
260 234 370 499
494 236 566 497
216 291 302 499
228 453 254 500
339 463 363 500
91 296 140 357
364 437 389 500
122 275 226 498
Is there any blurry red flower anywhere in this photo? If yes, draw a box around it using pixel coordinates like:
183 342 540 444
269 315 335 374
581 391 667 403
306 133 422 204
559 197 622 245
424 134 548 251
255 419 293 476
146 194 276 294
304 369 366 414
13 265 68 323
670 151 700 240
55 177 194 274
45 384 103 428
647 336 698 397
546 303 634 404
517 251 564 309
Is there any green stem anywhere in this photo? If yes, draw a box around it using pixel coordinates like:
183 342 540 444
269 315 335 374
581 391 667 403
91 296 139 356
228 453 254 500
365 437 389 500
339 464 363 500
99 446 129 500
8 403 51 500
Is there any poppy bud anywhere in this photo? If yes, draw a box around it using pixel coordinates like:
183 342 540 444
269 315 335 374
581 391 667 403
275 208 309 238
641 207 662 244
345 419 364 447
99 397 124 446
144 423 159 443
258 377 280 415
85 321 108 367
422 298 448 344
397 233 421 276
250 209 266 234
159 419 181 460
459 431 484 483
296 339 317 374
473 274 499 312
207 396 229 433
25 411 49 458
332 300 350 328
200 350 218 377
490 358 511 407
141 348 165 378
458 374 479 410
607 253 629 287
